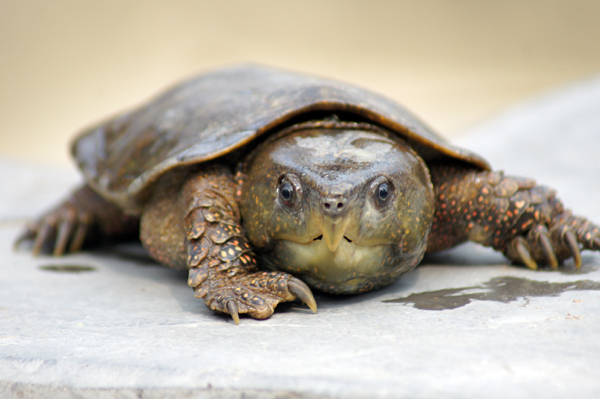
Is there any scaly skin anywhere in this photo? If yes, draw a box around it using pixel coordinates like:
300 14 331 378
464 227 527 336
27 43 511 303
427 162 600 269
177 166 316 322
138 165 316 323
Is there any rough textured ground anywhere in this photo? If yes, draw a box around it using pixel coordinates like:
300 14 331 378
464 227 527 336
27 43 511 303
2 75 600 399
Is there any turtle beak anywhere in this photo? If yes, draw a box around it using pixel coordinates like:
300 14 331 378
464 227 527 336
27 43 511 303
320 217 351 252
318 196 354 252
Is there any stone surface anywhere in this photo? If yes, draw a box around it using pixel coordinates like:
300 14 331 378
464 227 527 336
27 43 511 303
2 76 600 399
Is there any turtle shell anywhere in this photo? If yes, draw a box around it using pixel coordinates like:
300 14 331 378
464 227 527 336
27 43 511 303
72 64 489 211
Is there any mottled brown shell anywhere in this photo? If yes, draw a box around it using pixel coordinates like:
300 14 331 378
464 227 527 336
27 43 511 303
72 64 489 211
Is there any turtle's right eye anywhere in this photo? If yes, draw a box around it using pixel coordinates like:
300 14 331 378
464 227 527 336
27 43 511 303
278 174 303 209
377 183 389 201
370 176 394 210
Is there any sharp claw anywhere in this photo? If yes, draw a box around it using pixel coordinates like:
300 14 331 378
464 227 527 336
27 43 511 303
288 278 317 313
32 224 52 256
538 232 558 269
69 221 88 253
54 219 73 256
227 300 240 325
514 237 537 270
564 230 582 269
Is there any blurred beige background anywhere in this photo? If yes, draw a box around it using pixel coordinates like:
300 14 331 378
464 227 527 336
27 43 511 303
1 0 600 166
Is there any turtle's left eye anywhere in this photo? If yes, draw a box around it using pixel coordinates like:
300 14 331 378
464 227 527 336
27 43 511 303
280 182 294 203
278 174 303 209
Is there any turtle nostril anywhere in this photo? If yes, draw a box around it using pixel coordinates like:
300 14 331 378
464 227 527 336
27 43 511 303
323 198 345 213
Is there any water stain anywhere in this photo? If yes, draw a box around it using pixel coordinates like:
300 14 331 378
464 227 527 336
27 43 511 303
383 276 600 310
38 264 96 273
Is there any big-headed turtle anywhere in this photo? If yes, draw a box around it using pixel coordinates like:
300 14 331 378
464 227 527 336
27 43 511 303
17 65 600 323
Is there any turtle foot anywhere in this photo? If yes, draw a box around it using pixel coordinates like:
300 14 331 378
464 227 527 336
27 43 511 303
505 213 600 270
193 271 316 324
429 167 600 270
15 185 139 257
179 168 317 324
15 201 92 256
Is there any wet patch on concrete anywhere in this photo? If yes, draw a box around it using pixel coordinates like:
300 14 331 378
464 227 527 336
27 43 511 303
38 264 96 273
384 276 600 310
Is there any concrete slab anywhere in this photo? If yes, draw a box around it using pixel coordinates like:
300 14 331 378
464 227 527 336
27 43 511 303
2 76 600 399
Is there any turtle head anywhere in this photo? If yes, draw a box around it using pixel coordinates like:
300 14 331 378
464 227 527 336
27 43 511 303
240 127 435 294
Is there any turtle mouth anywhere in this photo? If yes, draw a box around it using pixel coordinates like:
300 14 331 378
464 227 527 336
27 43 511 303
272 236 392 289
313 235 352 243
314 217 356 252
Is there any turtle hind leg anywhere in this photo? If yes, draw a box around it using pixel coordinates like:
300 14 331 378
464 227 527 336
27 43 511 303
146 164 316 323
15 185 139 256
427 162 600 269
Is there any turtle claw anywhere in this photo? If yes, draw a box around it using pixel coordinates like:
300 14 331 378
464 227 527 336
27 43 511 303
15 200 94 257
202 272 317 323
288 277 317 313
54 218 75 256
563 230 582 269
227 300 240 325
32 223 52 256
514 237 538 270
538 231 558 269
69 221 89 253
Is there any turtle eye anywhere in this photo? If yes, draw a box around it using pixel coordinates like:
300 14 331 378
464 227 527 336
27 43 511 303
278 174 303 209
378 183 389 201
280 182 294 204
371 176 394 209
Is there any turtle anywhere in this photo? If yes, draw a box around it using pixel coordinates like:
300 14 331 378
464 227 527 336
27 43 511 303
16 64 600 324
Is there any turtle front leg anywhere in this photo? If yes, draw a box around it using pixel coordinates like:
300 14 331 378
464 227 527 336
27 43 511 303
142 165 316 324
15 185 139 256
427 163 600 269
